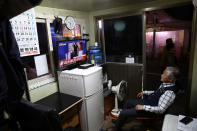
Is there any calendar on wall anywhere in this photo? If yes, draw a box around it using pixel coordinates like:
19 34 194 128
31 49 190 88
10 8 40 57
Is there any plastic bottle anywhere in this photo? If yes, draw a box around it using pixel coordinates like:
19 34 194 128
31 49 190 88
88 43 103 65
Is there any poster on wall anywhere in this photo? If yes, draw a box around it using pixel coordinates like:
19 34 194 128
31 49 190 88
10 8 40 57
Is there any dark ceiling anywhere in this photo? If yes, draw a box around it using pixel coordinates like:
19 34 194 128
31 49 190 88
146 4 193 25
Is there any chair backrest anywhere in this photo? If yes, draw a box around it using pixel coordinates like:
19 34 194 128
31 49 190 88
7 99 63 131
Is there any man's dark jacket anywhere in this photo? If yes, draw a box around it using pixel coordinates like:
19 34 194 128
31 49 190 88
0 18 25 112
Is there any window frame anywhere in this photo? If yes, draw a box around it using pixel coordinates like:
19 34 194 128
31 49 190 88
25 18 56 91
95 12 146 65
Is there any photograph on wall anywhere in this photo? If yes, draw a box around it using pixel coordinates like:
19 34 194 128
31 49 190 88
62 24 73 38
62 24 81 39
74 24 81 39
10 8 40 57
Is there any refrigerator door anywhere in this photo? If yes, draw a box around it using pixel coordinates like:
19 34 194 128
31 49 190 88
80 99 88 131
85 89 104 131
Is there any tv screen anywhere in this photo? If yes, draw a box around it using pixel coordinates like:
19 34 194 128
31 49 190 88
55 40 86 70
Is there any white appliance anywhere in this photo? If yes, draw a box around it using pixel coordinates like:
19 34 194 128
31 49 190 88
58 66 104 131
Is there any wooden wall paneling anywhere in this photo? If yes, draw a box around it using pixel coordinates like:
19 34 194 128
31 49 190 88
127 64 143 99
106 63 128 85
106 63 143 100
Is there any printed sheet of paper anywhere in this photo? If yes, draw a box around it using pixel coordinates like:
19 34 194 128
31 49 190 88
177 115 197 131
34 54 49 76
10 8 40 57
125 57 134 63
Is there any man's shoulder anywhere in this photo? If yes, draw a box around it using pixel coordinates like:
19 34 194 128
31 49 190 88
163 90 176 97
164 90 175 93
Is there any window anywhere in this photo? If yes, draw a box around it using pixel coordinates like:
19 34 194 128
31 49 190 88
20 19 55 90
103 14 143 63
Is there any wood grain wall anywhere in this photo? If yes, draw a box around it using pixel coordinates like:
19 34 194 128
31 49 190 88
106 63 143 100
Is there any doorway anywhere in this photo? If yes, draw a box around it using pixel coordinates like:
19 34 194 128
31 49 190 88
145 4 193 114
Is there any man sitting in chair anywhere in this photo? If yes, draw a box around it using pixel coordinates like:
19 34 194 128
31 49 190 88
114 66 179 131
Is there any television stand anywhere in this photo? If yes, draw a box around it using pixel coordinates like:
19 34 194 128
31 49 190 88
59 63 78 70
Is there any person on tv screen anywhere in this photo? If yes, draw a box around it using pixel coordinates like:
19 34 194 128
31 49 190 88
77 42 84 56
73 43 78 57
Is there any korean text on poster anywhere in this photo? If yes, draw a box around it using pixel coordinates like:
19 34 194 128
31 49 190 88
10 8 40 57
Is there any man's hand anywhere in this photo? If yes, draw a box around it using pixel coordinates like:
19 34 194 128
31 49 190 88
135 105 144 110
137 92 143 98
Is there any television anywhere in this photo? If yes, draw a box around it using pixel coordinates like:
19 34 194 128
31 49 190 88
55 39 87 70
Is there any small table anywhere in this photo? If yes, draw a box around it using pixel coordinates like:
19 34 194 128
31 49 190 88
35 92 83 129
162 114 181 131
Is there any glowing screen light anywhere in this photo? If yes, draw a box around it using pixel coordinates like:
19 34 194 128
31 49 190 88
98 20 102 29
114 21 126 32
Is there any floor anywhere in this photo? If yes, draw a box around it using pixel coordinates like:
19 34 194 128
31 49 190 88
101 115 163 131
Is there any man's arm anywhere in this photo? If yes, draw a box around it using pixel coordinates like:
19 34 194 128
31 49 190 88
142 91 176 114
143 90 154 95
137 90 154 98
